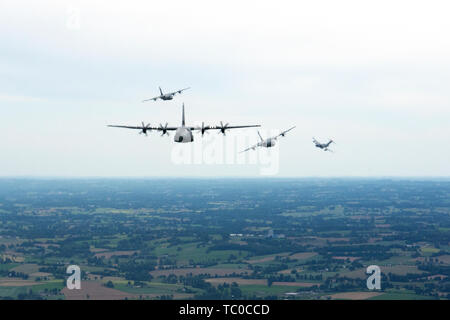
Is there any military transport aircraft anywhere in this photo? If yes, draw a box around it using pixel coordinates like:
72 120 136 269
313 138 335 152
108 103 260 143
142 86 190 102
240 126 296 152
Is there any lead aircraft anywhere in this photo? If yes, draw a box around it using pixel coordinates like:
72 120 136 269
108 103 261 143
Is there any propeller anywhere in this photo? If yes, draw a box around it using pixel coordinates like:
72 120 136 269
139 122 151 136
200 122 209 136
218 121 229 135
194 122 209 137
159 123 170 136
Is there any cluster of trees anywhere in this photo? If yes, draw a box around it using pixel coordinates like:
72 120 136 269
38 265 69 279
317 244 394 261
194 282 243 300
321 277 369 292
208 239 307 257
118 260 156 281
16 290 43 300
0 270 29 279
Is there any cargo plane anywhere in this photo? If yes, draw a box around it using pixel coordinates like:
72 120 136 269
108 103 261 143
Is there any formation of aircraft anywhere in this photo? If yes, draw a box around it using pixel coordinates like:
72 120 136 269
108 103 260 143
313 138 335 152
240 126 296 152
142 86 190 102
110 85 337 152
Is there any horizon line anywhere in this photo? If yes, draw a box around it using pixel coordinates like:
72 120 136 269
0 176 449 180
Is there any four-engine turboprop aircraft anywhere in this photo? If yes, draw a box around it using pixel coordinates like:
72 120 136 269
108 103 261 143
114 86 334 152
313 138 335 152
142 86 190 102
240 126 296 152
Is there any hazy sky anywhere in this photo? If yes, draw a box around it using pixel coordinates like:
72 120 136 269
1 0 449 177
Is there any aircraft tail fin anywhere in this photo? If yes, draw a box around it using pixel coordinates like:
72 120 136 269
257 131 264 142
182 103 185 126
159 87 163 95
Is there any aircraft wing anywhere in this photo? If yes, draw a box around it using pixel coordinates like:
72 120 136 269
275 126 296 139
171 87 191 95
211 124 261 130
189 124 213 131
190 124 261 132
107 124 178 131
142 96 160 102
240 143 259 153
227 125 260 129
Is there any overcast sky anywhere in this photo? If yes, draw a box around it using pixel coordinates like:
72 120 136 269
1 0 449 177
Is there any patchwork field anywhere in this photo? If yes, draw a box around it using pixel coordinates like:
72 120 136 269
0 178 448 300
330 292 383 300
62 281 135 300
150 268 250 277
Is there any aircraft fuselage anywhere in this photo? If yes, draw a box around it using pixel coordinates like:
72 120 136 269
262 138 276 148
174 126 194 143
316 141 332 149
